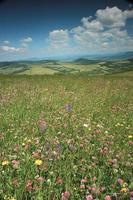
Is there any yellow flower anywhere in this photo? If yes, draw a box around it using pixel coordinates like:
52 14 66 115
10 197 17 200
2 160 9 166
27 139 32 143
128 135 133 139
35 159 43 166
120 187 128 193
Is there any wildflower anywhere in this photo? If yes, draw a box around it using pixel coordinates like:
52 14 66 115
12 160 20 169
80 184 85 189
56 177 63 185
128 135 133 139
35 159 43 166
36 176 44 183
86 195 93 200
12 179 19 187
92 177 97 182
27 139 32 143
105 195 111 200
38 119 47 133
32 152 40 159
61 191 70 200
120 187 128 193
9 197 17 200
47 179 51 185
83 123 89 128
130 192 133 200
81 177 88 183
2 160 9 166
129 141 133 145
118 178 124 185
130 191 133 197
65 104 72 112
26 180 33 191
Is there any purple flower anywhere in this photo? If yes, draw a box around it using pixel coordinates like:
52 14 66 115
38 119 47 133
65 104 72 112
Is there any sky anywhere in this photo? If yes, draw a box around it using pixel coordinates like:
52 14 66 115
0 0 133 61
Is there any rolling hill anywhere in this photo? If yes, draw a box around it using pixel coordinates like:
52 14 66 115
0 52 133 76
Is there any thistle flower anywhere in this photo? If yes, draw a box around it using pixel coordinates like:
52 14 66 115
26 180 33 191
86 195 93 200
56 177 63 185
61 191 70 200
12 160 20 169
36 176 44 183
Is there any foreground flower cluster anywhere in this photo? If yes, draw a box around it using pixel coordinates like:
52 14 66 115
0 75 133 200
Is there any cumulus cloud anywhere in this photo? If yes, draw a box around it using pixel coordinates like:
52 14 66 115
20 37 32 49
45 6 133 56
0 36 33 55
96 6 133 27
21 37 32 43
81 17 103 31
44 29 72 56
0 46 25 53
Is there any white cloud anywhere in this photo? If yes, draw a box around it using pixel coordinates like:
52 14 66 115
44 6 133 56
96 6 133 27
0 37 32 55
44 29 72 56
0 46 26 53
81 17 103 31
3 40 10 45
49 30 69 46
21 37 32 43
20 37 32 49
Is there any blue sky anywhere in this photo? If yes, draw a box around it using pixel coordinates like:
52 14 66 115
0 0 133 61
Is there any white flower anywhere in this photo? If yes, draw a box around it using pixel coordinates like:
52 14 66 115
83 123 89 128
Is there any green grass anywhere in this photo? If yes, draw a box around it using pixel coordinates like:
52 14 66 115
0 75 133 200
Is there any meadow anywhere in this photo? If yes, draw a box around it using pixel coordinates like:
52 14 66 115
0 74 133 200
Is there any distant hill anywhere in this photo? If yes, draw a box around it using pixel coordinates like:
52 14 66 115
0 52 133 76
83 51 133 61
73 58 100 65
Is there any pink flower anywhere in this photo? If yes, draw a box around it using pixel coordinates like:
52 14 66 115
80 184 85 189
26 180 33 191
91 187 97 193
130 191 133 197
86 195 93 200
56 177 63 185
12 179 19 187
14 144 20 152
92 177 97 182
12 160 20 169
105 195 111 200
32 152 40 159
117 178 124 185
81 178 88 183
61 191 70 200
36 176 44 183
129 141 133 145
100 147 109 155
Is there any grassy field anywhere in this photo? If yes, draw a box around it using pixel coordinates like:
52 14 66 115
0 74 133 200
